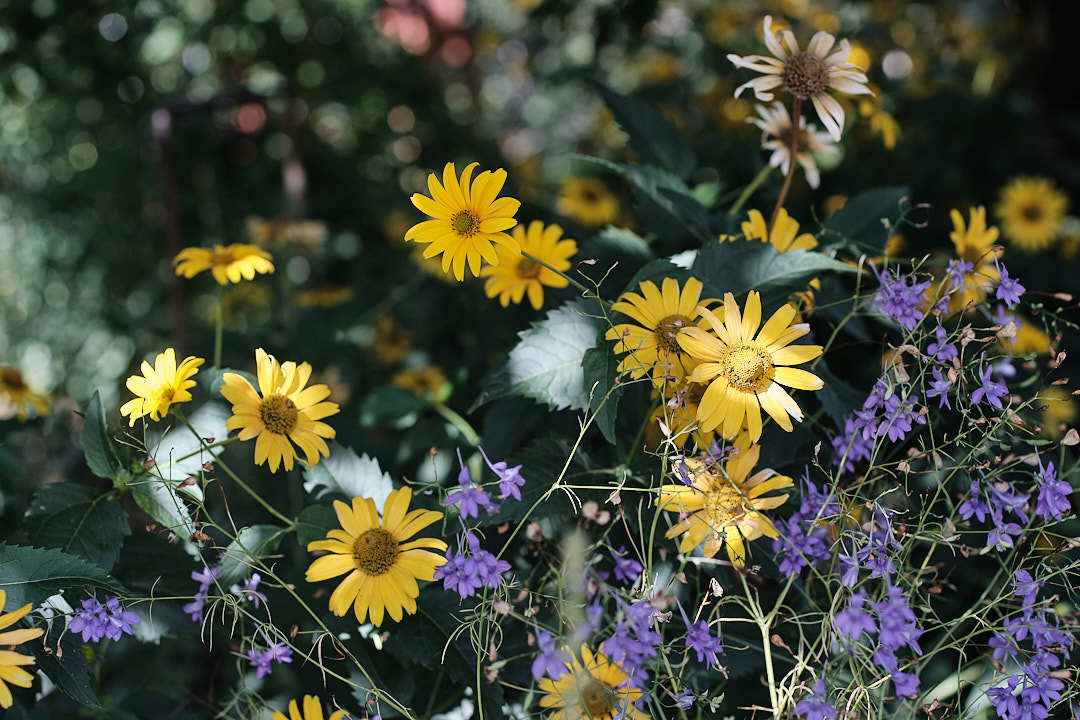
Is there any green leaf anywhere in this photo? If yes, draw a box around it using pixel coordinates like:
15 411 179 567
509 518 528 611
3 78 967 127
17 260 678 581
147 402 230 499
597 85 695 177
359 386 422 429
303 442 393 504
692 241 856 309
131 477 195 539
25 484 131 571
813 361 867 428
217 524 286 585
0 543 125 608
32 619 99 707
81 390 116 480
581 344 624 445
822 186 909 253
295 504 338 547
472 300 601 412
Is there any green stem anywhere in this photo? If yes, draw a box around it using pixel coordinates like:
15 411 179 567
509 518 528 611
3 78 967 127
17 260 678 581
433 402 480 446
728 164 774 218
213 287 224 369
767 96 802 233
520 250 610 308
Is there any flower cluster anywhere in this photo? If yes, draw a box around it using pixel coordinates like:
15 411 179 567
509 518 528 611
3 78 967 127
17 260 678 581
433 531 511 599
68 595 139 643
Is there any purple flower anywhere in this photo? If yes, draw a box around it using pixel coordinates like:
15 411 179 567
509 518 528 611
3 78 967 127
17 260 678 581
677 603 722 665
872 266 931 330
69 595 139 643
240 573 267 609
611 546 643 585
602 600 661 686
444 449 498 519
927 326 958 363
479 447 526 502
1012 570 1044 612
891 670 920 699
989 627 1019 662
995 262 1025 307
433 532 510 599
958 480 990 522
833 592 876 642
831 418 875 472
675 689 695 709
794 680 836 720
245 636 293 679
1034 461 1071 522
946 259 974 291
972 363 1008 409
874 585 923 657
927 368 952 409
987 675 1021 719
987 508 1022 552
530 629 571 681
184 566 219 623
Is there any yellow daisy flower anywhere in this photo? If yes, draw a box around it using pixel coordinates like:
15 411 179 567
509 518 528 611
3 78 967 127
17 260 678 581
658 443 791 566
271 695 346 720
405 162 521 281
220 349 339 472
479 220 578 310
537 644 649 720
556 177 619 227
173 244 275 285
677 291 824 442
119 348 204 426
996 177 1068 252
0 367 50 420
373 313 412 365
391 366 448 401
605 277 715 387
740 208 818 252
0 590 45 709
1039 386 1078 439
647 380 715 452
305 488 447 626
948 206 1001 310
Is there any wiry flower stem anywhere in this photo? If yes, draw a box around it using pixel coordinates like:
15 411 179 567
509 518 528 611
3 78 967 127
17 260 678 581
768 97 802 233
213 286 224 369
520 250 612 308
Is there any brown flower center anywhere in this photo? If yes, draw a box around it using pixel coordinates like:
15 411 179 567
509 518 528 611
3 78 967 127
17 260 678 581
781 125 811 152
782 52 828 99
211 247 237 265
655 314 693 353
578 678 616 717
1 369 27 390
353 528 399 575
719 344 774 392
581 188 600 203
452 210 479 237
517 256 542 279
259 393 299 434
1021 203 1043 223
703 481 746 525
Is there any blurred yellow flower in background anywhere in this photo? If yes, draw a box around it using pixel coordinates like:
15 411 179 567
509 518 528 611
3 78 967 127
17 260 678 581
741 207 819 251
556 178 619 227
1038 386 1077 439
119 348 203 426
0 590 45 709
537 644 648 720
0 367 50 420
1000 318 1051 356
406 162 520 281
373 314 412 365
270 695 345 720
480 220 577 310
174 244 275 285
996 177 1067 252
392 366 448 401
247 217 328 252
296 285 354 309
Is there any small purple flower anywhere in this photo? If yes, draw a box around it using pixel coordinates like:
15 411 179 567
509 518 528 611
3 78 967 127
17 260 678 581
831 418 875 472
240 573 267 609
530 629 571 681
872 266 932 331
1034 461 1071 522
927 326 958 363
677 603 723 665
444 449 498 519
675 689 695 709
245 637 293 679
833 592 876 642
184 566 219 623
987 675 1021 719
995 261 1025 307
972 363 1008 409
794 679 837 720
69 595 139 643
946 259 974 291
479 446 526 502
891 670 920 699
987 509 1022 552
958 480 990 522
1012 569 1044 612
874 585 923 658
927 367 952 409
433 532 510 599
602 599 661 686
611 546 643 585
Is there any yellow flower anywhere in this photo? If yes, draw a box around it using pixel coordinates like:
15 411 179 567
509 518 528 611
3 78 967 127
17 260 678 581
740 208 818 252
391 366 448 401
947 206 1001 311
1000 319 1051 356
658 443 791 566
271 694 346 720
0 590 45 709
247 216 328 252
1039 386 1078 439
173 244 275 285
373 313 412 365
996 177 1068 252
678 291 824 442
479 220 577 310
296 285 355 309
203 282 272 329
869 107 900 149
220 349 339 472
0 367 50 420
605 277 715 387
305 488 447 626
405 162 520 281
647 379 715 452
119 348 204 426
537 644 649 720
556 178 619 227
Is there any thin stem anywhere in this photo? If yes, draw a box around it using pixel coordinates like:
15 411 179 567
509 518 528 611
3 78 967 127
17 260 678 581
433 402 481 446
213 286 224 369
729 164 774 218
768 96 802 233
520 250 610 307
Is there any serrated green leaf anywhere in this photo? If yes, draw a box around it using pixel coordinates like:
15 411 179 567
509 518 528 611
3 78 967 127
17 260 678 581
131 478 194 538
0 543 125 608
822 186 909 253
360 386 422 429
25 484 131 571
303 442 393 505
597 85 695 177
581 345 623 445
295 504 338 547
217 524 287 585
473 301 601 412
81 391 116 480
32 619 100 707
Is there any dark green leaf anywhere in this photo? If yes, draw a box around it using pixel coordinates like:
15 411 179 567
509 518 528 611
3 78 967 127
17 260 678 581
295 504 338 547
813 361 867 428
577 226 654 295
622 259 689 294
581 344 624 445
32 619 99 707
596 85 695 177
25 484 131 571
477 436 589 527
822 186 909 253
0 543 125 608
217 524 287 585
81 390 116 480
359 386 422 429
131 479 194 537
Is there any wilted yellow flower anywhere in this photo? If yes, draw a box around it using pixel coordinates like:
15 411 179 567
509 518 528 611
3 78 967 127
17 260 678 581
271 695 346 720
0 367 50 420
173 244 275 285
392 366 448 401
996 177 1068 252
479 220 577 310
119 348 204 426
405 162 520 281
305 489 446 626
556 178 619 227
220 349 338 472
658 444 791 566
0 590 45 709
1039 386 1077 439
537 644 649 720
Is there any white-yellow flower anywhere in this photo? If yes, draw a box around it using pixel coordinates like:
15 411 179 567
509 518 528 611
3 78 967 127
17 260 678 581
749 102 837 188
